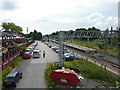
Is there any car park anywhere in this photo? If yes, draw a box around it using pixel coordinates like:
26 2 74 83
3 72 22 87
23 52 31 59
32 49 41 58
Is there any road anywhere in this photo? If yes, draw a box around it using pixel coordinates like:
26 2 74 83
14 41 60 88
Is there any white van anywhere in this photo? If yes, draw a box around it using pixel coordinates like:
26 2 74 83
32 49 41 58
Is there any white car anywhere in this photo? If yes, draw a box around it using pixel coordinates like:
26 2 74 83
32 49 41 58
28 47 33 51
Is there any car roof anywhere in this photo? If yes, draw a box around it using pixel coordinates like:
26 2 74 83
33 49 40 52
26 49 31 50
6 72 18 77
24 52 30 54
28 47 33 48
64 53 72 55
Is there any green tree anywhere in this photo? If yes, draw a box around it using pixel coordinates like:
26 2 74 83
88 27 100 31
26 30 42 40
76 28 87 31
1 22 23 33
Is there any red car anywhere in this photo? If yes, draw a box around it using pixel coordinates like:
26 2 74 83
23 52 31 59
53 47 59 52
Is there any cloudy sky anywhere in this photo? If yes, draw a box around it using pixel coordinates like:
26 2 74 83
0 0 119 35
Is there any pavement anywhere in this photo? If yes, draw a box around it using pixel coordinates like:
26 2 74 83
14 41 60 88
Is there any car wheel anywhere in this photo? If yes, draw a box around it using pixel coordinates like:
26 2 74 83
14 83 17 87
20 76 22 78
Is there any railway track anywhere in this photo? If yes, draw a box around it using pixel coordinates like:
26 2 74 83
51 40 120 76
66 45 119 67
65 46 120 76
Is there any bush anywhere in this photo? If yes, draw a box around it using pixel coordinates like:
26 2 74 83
2 66 12 80
64 59 120 88
10 56 23 68
2 56 23 81
20 46 26 56
45 60 120 88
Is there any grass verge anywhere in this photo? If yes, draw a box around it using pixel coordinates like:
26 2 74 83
45 63 59 88
45 59 120 88
10 56 23 69
69 40 118 55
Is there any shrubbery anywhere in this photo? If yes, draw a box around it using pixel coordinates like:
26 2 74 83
2 66 12 80
20 46 26 56
45 59 120 88
10 56 23 69
64 60 120 88
45 63 59 88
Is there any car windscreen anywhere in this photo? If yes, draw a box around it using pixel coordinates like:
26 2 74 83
33 52 39 54
5 77 15 82
26 50 30 52
66 53 74 56
24 54 29 55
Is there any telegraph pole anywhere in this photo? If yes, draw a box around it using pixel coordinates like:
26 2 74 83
118 1 120 76
59 31 64 66
27 27 29 34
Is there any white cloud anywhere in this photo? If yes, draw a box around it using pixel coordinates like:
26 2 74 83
93 16 117 29
86 13 104 22
0 0 119 35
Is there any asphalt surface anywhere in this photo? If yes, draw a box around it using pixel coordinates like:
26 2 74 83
14 41 60 88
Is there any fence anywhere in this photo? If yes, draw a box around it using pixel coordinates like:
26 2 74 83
0 40 35 71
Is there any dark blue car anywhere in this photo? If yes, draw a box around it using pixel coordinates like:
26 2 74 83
64 53 80 61
3 72 22 88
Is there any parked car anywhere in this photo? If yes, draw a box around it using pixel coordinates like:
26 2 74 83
28 47 33 51
48 43 52 48
23 52 31 59
53 47 59 52
0 46 4 51
58 49 70 54
63 49 69 54
64 53 80 61
55 49 59 53
44 42 49 45
3 72 23 87
51 46 58 50
31 45 36 49
32 49 41 58
25 49 32 53
36 42 38 46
